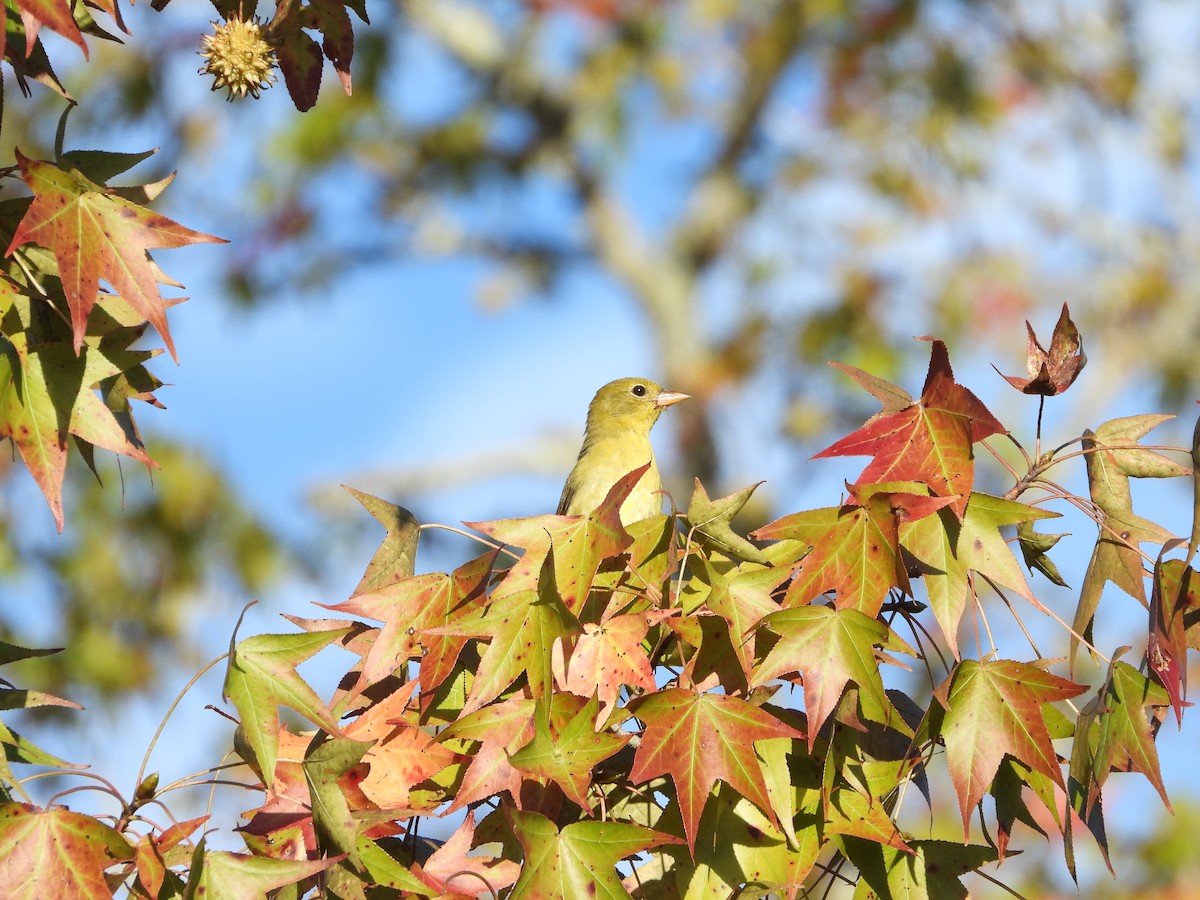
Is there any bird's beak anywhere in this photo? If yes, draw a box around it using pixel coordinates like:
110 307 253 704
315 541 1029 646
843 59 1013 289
655 390 691 409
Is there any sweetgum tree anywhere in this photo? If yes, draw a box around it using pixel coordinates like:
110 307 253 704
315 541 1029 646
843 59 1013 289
2 299 1197 897
0 2 1196 898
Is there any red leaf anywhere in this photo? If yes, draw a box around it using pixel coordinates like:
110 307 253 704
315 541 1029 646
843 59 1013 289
628 689 802 853
6 152 226 361
817 340 1006 518
996 303 1087 396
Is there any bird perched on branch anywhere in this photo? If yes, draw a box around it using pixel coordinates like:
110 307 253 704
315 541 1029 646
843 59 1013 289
558 377 691 526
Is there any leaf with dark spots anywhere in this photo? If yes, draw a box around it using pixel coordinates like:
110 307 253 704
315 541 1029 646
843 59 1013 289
996 303 1087 395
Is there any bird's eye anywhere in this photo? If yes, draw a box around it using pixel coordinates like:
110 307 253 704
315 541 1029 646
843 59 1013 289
631 384 647 397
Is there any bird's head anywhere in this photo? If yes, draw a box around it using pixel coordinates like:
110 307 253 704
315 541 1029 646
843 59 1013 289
584 377 691 439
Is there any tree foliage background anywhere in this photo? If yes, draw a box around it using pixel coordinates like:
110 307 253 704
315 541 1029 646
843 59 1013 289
0 0 1198 897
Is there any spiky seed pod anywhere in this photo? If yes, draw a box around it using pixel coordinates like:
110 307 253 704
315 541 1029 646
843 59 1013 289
198 18 277 101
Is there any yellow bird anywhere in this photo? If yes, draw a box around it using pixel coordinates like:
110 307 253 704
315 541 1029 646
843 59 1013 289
558 377 691 525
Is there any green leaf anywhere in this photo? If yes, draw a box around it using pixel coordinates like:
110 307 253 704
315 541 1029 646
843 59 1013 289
845 837 997 900
223 627 351 790
933 659 1087 838
342 486 419 596
629 783 820 900
902 493 1058 656
1092 414 1190 479
430 550 581 714
1089 661 1171 813
507 810 680 900
302 737 373 865
189 850 340 900
1017 520 1070 587
753 605 913 747
509 693 628 811
684 479 770 564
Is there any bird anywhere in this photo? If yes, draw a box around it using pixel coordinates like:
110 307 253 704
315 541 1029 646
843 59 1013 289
557 377 691 525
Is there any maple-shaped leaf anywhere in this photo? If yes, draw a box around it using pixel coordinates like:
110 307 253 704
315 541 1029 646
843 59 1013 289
0 324 157 530
1148 541 1191 725
439 697 537 812
133 815 206 898
302 736 374 864
429 550 582 714
843 836 996 900
824 787 910 851
223 627 351 790
191 848 342 900
932 659 1087 837
355 835 441 895
0 803 133 897
625 783 819 900
816 340 1006 518
358 723 458 812
6 151 225 361
323 548 494 704
1073 424 1179 670
507 809 680 900
754 484 952 616
468 467 638 613
343 486 420 596
701 558 792 683
753 605 913 747
628 688 802 853
901 493 1059 657
1085 659 1172 816
555 608 671 724
414 812 520 897
509 694 629 811
668 610 752 693
683 478 770 564
996 302 1087 395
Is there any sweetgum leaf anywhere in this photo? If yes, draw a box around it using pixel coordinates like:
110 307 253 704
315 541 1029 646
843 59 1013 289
416 812 519 896
0 803 133 898
1148 540 1190 724
996 302 1086 396
302 737 373 865
508 809 680 900
191 850 342 900
684 478 769 564
901 493 1058 657
429 550 581 714
933 659 1087 838
1092 414 1189 479
13 0 87 59
343 486 420 597
223 627 352 790
818 340 1006 518
1089 660 1171 813
0 331 156 530
509 693 628 811
628 688 802 853
1073 427 1177 669
6 151 225 361
755 484 948 616
844 836 997 900
753 605 913 747
625 783 819 900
